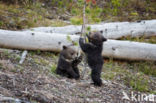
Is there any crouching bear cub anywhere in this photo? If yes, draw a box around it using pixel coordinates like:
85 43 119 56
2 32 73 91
79 31 107 86
56 45 82 79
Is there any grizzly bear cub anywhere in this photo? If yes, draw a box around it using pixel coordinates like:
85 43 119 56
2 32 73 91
79 31 107 86
56 45 82 79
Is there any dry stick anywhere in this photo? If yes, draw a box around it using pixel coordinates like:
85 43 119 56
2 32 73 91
78 0 86 55
19 50 28 64
81 1 86 37
80 0 87 79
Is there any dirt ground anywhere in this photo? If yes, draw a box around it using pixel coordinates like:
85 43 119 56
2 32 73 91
0 49 155 103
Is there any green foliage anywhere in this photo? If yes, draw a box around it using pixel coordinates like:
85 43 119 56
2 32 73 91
130 12 138 16
99 0 156 21
0 0 155 30
67 35 79 46
111 0 121 8
0 1 61 30
102 72 115 80
1 0 155 30
67 35 72 42
85 7 91 14
87 7 102 23
51 64 57 74
77 0 84 7
111 0 121 16
50 20 68 27
125 73 149 92
86 26 91 31
85 37 89 43
70 17 83 25
71 8 80 15
129 61 156 77
102 59 155 92
73 41 79 46
120 36 156 44
51 0 73 10
0 21 4 27
69 0 102 24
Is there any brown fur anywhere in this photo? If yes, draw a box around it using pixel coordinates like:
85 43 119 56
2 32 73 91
56 45 81 79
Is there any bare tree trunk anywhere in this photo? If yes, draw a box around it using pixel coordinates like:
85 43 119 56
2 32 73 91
26 20 156 39
0 29 156 61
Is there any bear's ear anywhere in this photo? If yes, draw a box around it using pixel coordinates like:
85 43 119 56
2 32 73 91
100 30 103 34
63 45 67 49
102 37 107 42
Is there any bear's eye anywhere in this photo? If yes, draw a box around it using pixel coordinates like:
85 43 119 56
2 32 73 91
71 53 74 55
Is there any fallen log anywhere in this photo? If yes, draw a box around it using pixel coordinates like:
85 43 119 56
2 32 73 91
0 30 75 52
0 29 156 61
27 20 156 39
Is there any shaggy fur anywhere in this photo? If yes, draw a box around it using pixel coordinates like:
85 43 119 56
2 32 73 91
79 31 107 86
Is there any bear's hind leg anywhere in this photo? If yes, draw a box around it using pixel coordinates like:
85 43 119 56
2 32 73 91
73 67 80 78
56 68 67 76
91 65 102 86
66 67 79 79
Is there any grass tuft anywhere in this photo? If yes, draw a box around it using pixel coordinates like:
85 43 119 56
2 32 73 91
102 59 156 92
51 64 57 74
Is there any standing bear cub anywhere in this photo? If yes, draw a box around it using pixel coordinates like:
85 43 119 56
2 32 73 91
56 45 82 79
79 31 107 86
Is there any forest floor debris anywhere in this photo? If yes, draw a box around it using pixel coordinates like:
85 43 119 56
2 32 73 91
0 48 155 103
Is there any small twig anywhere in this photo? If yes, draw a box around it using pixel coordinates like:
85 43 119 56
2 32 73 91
19 50 28 64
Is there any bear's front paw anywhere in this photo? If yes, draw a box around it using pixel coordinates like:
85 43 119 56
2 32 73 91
72 56 82 65
76 55 82 63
